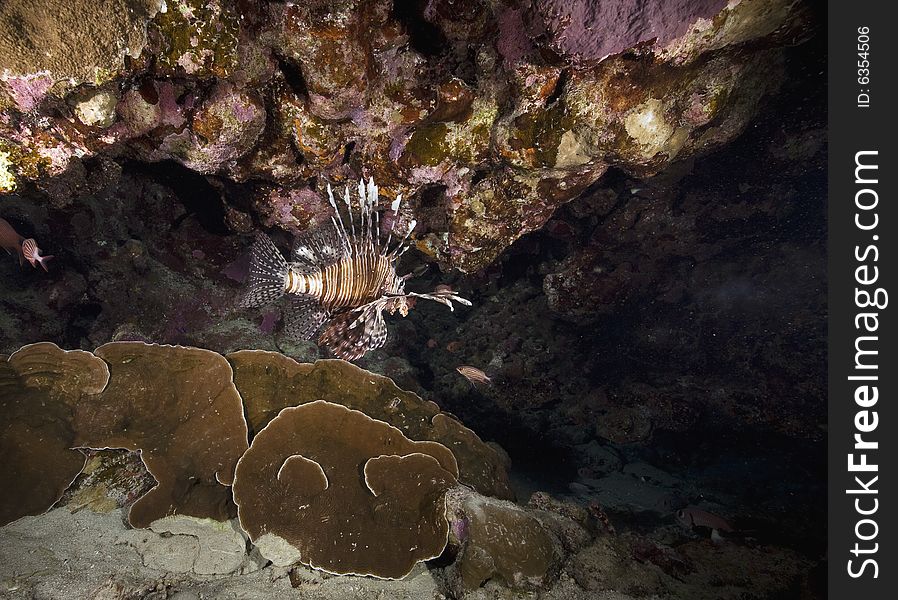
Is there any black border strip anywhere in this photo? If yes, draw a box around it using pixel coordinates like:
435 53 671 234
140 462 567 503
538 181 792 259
828 1 896 596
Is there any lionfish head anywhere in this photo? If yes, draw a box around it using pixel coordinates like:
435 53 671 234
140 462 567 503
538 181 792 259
384 295 412 317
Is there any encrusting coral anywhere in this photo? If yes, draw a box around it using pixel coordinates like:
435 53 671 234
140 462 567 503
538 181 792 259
232 400 458 578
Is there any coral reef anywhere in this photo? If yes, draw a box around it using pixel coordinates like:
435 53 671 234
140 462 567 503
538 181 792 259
0 0 809 269
0 0 826 597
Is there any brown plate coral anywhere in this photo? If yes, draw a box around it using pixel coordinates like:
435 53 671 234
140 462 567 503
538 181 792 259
232 400 458 579
71 342 249 528
227 351 514 499
0 343 109 526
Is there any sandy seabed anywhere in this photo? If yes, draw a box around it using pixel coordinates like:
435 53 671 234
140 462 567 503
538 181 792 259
0 507 623 600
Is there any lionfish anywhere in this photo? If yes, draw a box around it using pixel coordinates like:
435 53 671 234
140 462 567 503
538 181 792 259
242 178 470 360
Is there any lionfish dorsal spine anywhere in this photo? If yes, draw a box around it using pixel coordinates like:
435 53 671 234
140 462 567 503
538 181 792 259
358 178 369 250
391 218 417 260
373 190 381 250
342 185 356 254
323 178 417 261
363 177 377 251
326 184 352 257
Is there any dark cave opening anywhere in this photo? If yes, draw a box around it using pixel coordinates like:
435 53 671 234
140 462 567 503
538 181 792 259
413 184 450 234
273 53 310 100
122 160 232 236
391 0 448 57
63 302 103 348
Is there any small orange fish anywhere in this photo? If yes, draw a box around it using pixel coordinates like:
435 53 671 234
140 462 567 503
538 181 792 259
456 365 492 387
21 238 54 271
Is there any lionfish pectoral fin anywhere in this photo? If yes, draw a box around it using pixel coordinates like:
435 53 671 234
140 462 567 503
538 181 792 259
408 290 472 310
318 307 388 362
362 309 388 351
346 299 382 329
241 235 289 308
283 295 330 340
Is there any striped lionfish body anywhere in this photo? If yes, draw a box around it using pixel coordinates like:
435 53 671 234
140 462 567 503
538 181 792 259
242 178 471 360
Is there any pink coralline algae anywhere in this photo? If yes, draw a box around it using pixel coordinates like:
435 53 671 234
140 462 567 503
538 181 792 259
256 186 334 236
496 8 535 65
153 82 266 174
526 0 730 64
0 72 55 113
259 310 280 334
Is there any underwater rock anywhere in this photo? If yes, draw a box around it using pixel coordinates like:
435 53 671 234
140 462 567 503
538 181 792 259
568 532 812 599
144 0 243 79
227 351 514 499
275 0 376 120
73 89 119 129
570 471 689 518
232 400 457 578
254 185 335 236
72 342 249 528
525 492 593 555
153 81 266 174
0 0 163 193
118 515 263 576
445 486 562 594
60 449 156 515
524 0 727 64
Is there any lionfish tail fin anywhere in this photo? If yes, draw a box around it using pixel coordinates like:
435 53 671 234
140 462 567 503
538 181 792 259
241 234 288 308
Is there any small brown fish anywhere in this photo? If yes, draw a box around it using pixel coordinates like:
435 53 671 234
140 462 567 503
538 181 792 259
676 506 734 533
21 238 54 271
456 365 492 387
